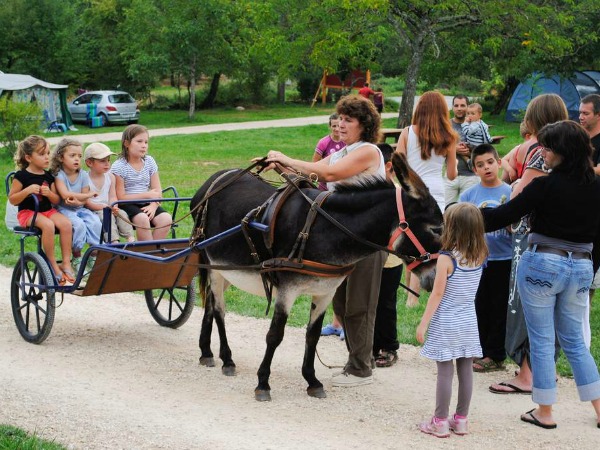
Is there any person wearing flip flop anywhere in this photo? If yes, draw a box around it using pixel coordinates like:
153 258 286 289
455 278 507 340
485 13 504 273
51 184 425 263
489 93 569 395
8 136 75 285
481 120 600 430
372 143 403 368
459 144 512 373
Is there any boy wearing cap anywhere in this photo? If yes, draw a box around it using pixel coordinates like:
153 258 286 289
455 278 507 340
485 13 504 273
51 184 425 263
85 143 135 244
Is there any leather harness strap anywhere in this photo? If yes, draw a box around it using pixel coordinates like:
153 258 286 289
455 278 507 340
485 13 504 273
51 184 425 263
387 188 439 271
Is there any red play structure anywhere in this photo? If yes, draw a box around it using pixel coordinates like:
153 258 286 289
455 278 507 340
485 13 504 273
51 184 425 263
311 69 371 105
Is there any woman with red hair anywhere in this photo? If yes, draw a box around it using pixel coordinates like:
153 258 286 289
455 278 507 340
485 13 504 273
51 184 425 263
397 91 458 307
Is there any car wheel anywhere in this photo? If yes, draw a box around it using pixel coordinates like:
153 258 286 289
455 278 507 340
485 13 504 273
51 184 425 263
99 113 108 127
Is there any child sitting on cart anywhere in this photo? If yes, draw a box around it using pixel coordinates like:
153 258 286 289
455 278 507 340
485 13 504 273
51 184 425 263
111 125 172 241
8 136 75 285
84 143 135 244
51 138 102 274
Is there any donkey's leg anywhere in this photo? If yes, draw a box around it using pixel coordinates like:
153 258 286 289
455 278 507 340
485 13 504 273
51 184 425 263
302 294 330 399
198 286 216 367
255 291 294 402
214 302 236 376
209 272 236 375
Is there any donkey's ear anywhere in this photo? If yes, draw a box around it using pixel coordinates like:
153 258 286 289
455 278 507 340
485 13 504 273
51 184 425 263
391 152 430 199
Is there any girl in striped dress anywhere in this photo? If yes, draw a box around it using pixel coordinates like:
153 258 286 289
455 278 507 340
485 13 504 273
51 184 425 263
416 203 488 438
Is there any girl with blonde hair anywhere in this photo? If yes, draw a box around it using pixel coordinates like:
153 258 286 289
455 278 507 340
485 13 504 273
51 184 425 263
417 203 488 437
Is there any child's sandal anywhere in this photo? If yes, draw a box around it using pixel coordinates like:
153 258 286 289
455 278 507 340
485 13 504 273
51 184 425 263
62 270 75 284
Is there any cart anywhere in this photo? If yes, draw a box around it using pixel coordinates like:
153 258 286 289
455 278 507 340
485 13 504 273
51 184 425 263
5 170 208 344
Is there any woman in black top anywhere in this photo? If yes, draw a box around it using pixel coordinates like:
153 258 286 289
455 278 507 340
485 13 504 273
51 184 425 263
482 120 600 429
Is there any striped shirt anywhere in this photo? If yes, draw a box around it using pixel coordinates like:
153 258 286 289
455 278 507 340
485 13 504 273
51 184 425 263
461 120 493 147
420 251 483 362
111 155 158 195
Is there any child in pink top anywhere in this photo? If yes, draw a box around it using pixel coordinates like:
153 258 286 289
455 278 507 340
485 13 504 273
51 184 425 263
312 113 345 190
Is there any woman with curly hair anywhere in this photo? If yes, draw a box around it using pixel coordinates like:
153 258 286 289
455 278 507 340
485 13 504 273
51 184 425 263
266 94 386 387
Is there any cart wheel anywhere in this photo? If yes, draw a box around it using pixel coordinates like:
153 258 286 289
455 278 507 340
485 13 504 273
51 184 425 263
144 278 196 328
11 252 56 344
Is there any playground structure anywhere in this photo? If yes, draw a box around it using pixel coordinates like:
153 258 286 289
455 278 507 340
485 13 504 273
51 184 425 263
311 69 371 106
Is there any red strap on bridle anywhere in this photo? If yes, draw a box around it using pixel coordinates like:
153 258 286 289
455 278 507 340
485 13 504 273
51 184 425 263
387 188 438 271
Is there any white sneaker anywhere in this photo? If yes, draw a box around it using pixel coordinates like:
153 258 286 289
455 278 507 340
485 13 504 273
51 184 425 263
331 371 373 387
419 416 450 438
449 414 469 435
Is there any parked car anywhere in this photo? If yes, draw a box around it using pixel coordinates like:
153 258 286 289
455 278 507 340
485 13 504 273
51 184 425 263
68 90 140 126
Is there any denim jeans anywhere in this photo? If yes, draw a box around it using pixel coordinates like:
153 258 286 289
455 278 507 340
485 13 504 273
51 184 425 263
517 247 600 405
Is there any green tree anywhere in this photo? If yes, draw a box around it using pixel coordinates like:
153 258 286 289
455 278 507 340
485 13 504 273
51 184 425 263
0 0 80 84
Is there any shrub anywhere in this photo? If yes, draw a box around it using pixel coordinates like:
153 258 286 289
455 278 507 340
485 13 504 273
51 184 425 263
0 98 42 157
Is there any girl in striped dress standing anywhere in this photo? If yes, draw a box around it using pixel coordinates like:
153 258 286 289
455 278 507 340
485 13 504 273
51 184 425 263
416 203 488 438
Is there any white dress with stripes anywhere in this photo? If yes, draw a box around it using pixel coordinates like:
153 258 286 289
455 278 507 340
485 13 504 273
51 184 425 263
420 251 483 362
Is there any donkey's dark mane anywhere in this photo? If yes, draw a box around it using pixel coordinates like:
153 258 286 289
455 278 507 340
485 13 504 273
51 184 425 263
328 178 394 193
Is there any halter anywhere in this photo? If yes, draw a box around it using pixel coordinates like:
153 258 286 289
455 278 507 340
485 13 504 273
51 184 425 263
387 188 439 271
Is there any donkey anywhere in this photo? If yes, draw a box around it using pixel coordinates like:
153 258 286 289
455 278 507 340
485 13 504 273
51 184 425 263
191 153 443 401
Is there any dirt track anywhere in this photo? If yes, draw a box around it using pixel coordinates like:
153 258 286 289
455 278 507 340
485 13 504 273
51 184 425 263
0 264 598 449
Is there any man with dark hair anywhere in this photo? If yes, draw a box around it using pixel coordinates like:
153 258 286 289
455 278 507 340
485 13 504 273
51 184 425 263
579 94 600 175
579 94 600 340
445 94 479 204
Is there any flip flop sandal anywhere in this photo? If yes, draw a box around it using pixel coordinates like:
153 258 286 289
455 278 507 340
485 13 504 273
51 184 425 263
55 272 67 286
61 270 75 284
473 358 504 373
520 409 557 429
488 381 532 395
375 351 398 368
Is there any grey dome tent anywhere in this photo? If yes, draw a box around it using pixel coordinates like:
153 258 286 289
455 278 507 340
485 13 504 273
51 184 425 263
0 72 73 129
505 71 600 122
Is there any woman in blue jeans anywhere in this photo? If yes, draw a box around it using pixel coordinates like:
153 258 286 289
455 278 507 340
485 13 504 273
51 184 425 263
482 120 600 429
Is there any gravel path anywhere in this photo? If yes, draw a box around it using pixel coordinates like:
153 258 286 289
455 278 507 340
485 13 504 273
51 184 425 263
0 263 598 449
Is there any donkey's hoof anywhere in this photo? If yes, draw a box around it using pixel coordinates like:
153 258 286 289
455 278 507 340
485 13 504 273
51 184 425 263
307 386 327 399
255 389 272 402
221 365 236 376
199 356 215 367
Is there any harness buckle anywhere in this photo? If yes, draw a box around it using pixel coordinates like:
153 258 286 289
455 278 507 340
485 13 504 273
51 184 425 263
399 220 409 231
419 252 431 261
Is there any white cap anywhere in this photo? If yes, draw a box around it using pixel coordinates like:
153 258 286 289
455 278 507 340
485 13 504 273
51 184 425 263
84 142 115 160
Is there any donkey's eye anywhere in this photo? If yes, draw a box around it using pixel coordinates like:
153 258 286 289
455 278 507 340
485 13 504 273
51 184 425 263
431 226 443 235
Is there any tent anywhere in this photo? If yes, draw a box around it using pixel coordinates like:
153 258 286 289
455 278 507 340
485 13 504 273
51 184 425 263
505 71 600 122
0 72 73 128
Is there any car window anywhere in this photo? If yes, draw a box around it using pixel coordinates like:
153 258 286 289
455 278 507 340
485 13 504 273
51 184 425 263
76 94 91 104
91 94 103 104
109 94 135 104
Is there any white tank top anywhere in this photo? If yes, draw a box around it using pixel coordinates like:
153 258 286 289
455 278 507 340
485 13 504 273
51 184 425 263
88 172 111 205
406 126 446 212
326 141 386 191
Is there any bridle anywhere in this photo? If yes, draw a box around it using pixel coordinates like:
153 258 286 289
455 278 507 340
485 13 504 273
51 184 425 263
387 187 439 271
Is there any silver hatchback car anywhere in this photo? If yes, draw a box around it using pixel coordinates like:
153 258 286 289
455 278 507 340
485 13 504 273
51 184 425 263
68 90 140 126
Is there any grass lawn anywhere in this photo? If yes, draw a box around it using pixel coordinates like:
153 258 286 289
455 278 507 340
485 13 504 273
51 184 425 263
2 107 597 378
46 103 337 137
0 424 66 449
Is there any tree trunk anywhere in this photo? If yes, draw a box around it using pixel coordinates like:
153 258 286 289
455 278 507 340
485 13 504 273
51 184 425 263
200 73 221 109
491 76 519 115
397 37 426 128
277 81 286 104
188 61 197 120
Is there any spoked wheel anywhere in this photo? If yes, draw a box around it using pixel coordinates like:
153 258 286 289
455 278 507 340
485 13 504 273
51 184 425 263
144 277 196 328
11 252 56 344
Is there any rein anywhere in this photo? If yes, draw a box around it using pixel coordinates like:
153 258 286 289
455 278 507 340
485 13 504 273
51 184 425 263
279 173 437 271
119 157 270 232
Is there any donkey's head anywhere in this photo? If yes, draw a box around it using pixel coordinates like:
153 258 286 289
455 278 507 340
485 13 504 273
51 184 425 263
389 152 443 291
